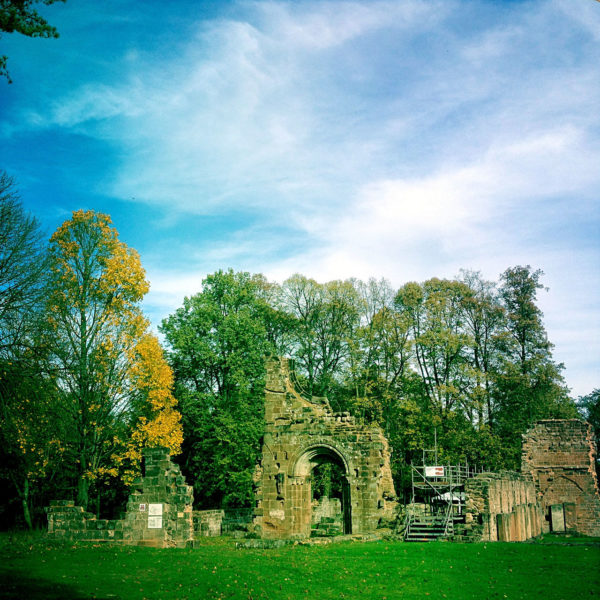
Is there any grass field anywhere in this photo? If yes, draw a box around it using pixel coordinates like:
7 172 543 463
0 533 598 600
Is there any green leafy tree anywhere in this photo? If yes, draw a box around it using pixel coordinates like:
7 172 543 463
0 171 57 528
161 270 279 508
494 266 576 467
281 275 361 404
0 359 65 528
348 304 413 433
395 278 473 420
1 0 65 82
458 270 505 429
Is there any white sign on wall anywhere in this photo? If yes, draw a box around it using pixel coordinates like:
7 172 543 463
148 516 163 529
139 503 147 512
148 503 163 516
148 503 163 529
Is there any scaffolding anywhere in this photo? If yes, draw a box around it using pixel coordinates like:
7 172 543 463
403 442 481 541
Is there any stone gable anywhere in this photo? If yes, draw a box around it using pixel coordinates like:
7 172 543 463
253 357 396 539
521 419 600 537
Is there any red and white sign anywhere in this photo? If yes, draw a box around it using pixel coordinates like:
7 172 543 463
425 466 445 478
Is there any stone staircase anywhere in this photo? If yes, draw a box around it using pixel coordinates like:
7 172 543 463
404 512 454 542
311 516 343 537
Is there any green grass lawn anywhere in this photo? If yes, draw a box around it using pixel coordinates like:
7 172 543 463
1 533 598 600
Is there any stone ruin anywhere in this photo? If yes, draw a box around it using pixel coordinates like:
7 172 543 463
454 419 600 541
47 447 194 548
46 361 600 545
459 471 543 542
522 419 600 537
252 357 397 539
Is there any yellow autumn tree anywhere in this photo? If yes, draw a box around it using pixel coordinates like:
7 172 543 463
116 332 183 485
45 210 182 510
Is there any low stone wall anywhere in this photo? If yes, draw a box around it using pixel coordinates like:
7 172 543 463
460 472 542 542
47 501 123 542
193 510 224 537
311 496 342 524
222 508 254 534
47 447 194 548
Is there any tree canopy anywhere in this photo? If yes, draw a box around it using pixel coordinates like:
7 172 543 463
161 270 280 508
0 179 591 524
160 267 581 508
1 0 65 82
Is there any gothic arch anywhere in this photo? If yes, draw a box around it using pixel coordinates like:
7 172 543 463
254 357 397 539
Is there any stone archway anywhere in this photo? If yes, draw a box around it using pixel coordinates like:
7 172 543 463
291 444 352 537
253 357 396 540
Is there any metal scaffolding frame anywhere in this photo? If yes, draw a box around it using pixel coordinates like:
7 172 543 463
404 442 481 541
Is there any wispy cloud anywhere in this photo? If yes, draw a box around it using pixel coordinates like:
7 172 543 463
1 0 598 395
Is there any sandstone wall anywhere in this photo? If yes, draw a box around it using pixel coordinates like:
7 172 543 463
46 501 124 542
253 357 396 539
193 510 224 537
47 447 194 548
521 419 600 537
461 472 542 542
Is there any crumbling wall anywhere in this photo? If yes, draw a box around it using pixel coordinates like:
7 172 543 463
461 472 542 542
312 496 342 524
521 419 600 537
47 447 194 548
253 357 396 539
46 501 124 542
193 510 224 537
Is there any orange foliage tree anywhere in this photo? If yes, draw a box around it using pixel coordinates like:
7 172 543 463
45 210 182 510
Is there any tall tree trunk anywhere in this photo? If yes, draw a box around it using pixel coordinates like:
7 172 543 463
77 474 89 510
21 477 33 530
10 473 34 529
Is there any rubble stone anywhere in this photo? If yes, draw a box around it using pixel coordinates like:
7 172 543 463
47 447 194 548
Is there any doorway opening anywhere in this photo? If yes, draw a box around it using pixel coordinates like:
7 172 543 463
306 450 351 536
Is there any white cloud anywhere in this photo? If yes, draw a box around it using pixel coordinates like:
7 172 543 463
255 0 438 50
5 0 599 396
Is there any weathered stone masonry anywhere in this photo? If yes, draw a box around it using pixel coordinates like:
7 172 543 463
253 357 397 539
460 471 542 542
47 447 194 548
522 419 600 537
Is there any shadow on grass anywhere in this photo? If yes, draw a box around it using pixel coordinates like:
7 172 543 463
0 567 118 600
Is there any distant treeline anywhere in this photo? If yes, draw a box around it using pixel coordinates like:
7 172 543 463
1 170 597 529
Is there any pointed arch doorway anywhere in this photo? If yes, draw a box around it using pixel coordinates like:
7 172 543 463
293 444 352 537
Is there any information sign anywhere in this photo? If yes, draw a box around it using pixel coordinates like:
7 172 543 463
425 466 445 478
148 516 163 529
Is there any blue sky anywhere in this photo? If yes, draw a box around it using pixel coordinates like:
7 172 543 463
1 0 598 397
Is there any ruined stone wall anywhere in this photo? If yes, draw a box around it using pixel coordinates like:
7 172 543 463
253 357 397 540
222 508 254 534
461 472 542 542
47 447 194 548
46 501 124 542
312 496 342 524
521 419 600 537
193 510 224 537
